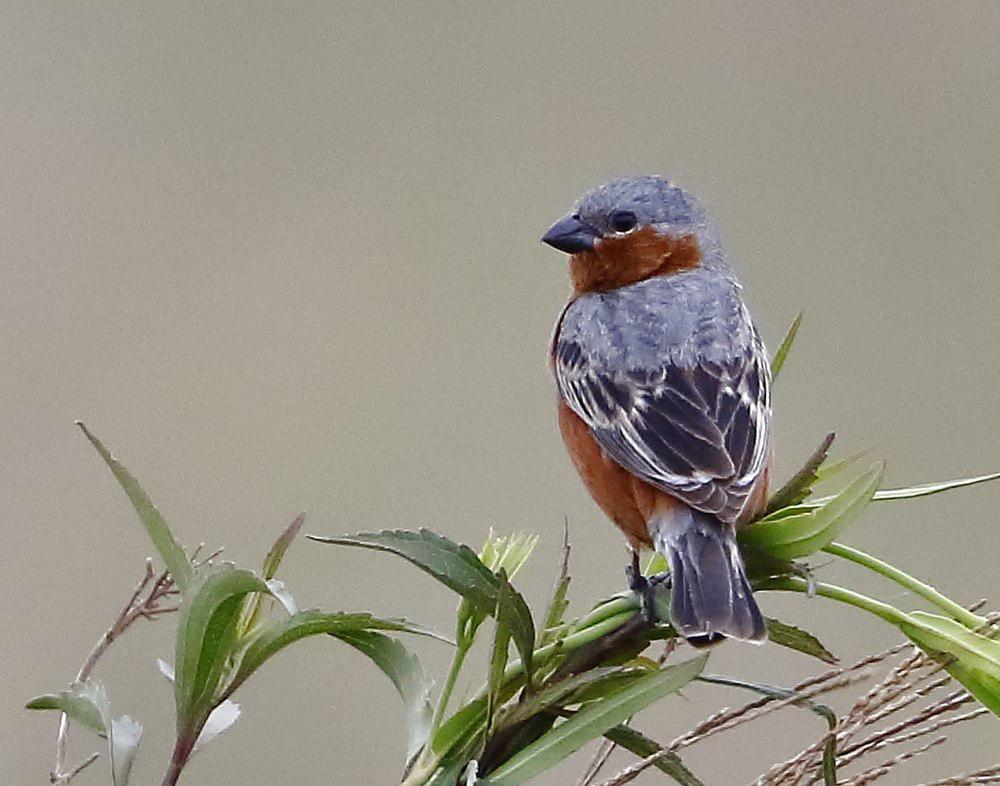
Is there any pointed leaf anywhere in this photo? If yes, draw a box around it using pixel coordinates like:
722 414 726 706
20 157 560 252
497 668 620 730
433 698 488 757
263 513 305 579
538 524 571 648
481 531 538 578
898 612 1000 716
603 724 704 786
765 618 838 664
239 514 306 637
765 433 835 515
335 629 435 765
26 679 108 737
740 463 883 559
478 655 707 786
813 449 871 484
487 596 512 735
77 422 192 592
563 670 649 705
230 609 441 693
174 566 269 729
425 758 465 786
871 471 1000 502
496 569 535 691
770 311 802 381
110 715 142 785
309 529 500 615
156 660 240 754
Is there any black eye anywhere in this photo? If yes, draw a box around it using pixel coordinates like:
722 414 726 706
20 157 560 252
610 211 637 233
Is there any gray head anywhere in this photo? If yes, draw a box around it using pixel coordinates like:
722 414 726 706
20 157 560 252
542 175 725 269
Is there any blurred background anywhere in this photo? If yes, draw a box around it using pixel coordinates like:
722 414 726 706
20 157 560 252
4 2 999 783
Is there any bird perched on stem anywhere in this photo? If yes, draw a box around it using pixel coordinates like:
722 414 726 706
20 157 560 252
543 175 771 645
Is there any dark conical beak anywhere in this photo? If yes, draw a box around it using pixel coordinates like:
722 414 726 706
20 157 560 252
541 214 600 254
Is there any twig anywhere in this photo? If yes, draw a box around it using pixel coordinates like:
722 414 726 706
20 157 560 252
918 765 1000 785
49 548 214 784
835 691 973 767
595 670 869 786
837 736 947 785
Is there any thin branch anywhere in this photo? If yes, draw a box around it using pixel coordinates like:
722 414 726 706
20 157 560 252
918 765 1000 785
48 548 215 784
838 736 947 785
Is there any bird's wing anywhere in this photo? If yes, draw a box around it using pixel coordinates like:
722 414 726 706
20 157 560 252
554 276 771 523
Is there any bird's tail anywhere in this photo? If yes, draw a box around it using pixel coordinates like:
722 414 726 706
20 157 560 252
650 508 766 645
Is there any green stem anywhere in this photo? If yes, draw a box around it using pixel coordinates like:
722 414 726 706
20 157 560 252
406 610 641 786
757 575 914 627
822 542 986 629
430 640 470 734
570 594 639 633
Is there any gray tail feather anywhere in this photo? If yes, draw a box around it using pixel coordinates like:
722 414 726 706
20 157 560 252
653 509 766 645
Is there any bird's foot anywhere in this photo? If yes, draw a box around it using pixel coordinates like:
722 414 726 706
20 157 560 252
625 552 671 623
790 562 819 597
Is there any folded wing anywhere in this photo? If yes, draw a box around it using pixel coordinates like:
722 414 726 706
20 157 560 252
554 285 771 524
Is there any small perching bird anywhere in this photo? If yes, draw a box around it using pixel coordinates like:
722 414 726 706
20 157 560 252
543 175 771 644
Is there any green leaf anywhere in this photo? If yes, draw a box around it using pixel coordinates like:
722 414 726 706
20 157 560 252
487 592 512 735
478 655 707 786
174 566 269 730
239 515 306 638
898 612 1000 716
770 311 802 381
481 531 539 579
495 569 535 692
765 618 838 664
26 679 108 737
424 758 466 786
642 552 668 577
77 422 192 593
813 449 870 484
497 668 620 730
603 724 704 786
740 463 883 559
563 669 650 705
765 433 835 515
308 529 500 616
156 660 240 753
262 513 305 579
27 680 143 786
231 610 441 694
433 698 488 757
870 471 1000 502
537 523 571 648
335 630 435 765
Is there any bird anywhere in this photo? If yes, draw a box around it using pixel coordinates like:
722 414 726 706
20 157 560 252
542 175 771 644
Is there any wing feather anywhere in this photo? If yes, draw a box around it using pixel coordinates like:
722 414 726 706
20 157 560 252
554 280 771 523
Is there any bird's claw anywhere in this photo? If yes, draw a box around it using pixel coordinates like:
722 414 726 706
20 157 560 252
791 562 819 597
625 553 671 623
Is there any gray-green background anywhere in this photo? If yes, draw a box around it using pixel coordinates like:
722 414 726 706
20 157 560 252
4 2 998 783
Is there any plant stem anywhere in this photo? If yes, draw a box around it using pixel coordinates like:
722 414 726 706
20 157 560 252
431 640 471 733
481 611 642 722
405 610 641 786
160 736 195 786
822 542 986 629
757 576 913 627
570 594 639 633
